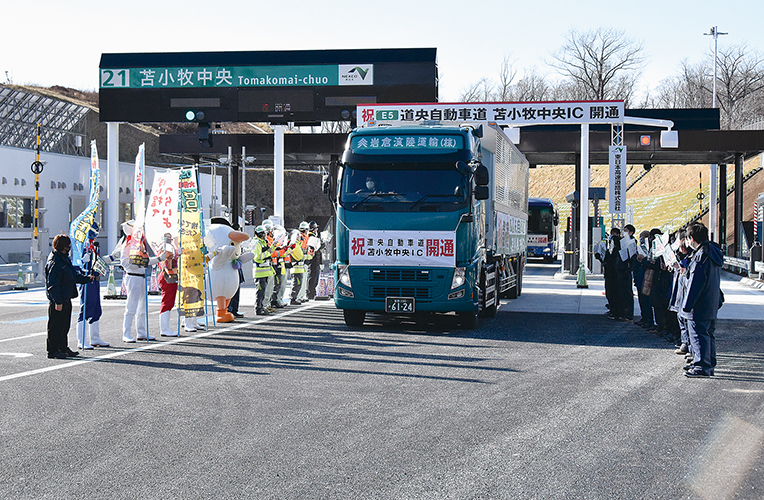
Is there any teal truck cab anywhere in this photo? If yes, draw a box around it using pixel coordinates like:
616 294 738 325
328 123 529 329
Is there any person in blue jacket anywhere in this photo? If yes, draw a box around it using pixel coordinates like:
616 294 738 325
680 223 723 378
45 234 94 359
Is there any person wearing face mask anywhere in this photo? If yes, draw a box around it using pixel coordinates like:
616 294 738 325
603 228 623 320
633 230 654 328
45 234 95 359
681 223 723 378
356 176 378 193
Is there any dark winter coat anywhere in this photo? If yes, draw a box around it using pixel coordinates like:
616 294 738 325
45 251 90 305
679 241 723 321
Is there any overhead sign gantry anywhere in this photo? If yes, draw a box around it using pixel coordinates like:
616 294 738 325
98 48 438 251
356 100 679 273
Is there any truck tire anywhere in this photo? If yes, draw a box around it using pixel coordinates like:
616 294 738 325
343 309 365 327
459 311 479 329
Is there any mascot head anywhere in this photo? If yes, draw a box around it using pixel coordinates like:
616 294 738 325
204 222 250 259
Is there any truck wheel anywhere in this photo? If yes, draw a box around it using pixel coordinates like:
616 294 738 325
459 311 479 329
343 309 365 327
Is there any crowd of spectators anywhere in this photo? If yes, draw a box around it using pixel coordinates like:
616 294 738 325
596 222 723 378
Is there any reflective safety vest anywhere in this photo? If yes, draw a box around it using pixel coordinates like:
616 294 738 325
289 243 305 274
253 238 275 279
299 232 312 263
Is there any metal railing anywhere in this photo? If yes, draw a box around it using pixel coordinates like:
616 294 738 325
0 262 37 286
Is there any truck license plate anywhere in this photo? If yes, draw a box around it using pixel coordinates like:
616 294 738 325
386 297 415 313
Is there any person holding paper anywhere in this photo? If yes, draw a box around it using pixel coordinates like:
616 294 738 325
616 224 638 322
634 230 654 329
681 223 723 378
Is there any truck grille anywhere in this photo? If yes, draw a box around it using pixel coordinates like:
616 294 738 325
370 269 431 281
370 287 430 299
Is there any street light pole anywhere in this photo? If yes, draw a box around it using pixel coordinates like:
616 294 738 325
704 26 727 244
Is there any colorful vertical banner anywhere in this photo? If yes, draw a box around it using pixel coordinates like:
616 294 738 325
127 143 149 267
179 168 205 317
69 140 101 266
145 170 180 254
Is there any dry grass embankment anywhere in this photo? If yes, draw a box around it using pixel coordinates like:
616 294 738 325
529 155 763 234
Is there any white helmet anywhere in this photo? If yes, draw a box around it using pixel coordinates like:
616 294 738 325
298 221 310 231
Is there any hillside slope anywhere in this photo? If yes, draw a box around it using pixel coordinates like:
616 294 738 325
529 155 763 235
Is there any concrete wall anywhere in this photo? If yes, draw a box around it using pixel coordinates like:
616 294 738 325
0 144 221 264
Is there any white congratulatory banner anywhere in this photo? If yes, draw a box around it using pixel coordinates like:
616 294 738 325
609 146 627 214
357 100 624 127
349 230 456 267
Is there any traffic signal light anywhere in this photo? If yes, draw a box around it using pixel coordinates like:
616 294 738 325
185 110 206 122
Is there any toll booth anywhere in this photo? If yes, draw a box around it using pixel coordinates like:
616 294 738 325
563 188 607 275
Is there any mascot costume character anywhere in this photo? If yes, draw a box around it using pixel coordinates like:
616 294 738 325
204 221 253 323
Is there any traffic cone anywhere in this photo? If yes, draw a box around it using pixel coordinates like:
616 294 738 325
576 261 588 289
13 264 27 290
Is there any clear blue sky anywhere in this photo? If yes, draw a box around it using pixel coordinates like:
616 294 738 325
4 0 763 102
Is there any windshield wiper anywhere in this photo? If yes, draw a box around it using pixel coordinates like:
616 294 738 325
351 192 404 209
409 194 457 210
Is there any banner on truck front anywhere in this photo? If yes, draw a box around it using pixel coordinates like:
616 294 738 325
349 230 456 267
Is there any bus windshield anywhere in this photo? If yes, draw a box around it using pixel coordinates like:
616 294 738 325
339 163 469 212
528 206 555 237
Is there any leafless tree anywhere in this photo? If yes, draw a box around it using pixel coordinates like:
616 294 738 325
459 77 495 102
713 44 764 129
495 56 517 101
512 68 550 101
548 27 646 105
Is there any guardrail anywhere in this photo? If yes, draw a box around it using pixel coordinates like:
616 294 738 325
724 256 764 278
0 262 37 286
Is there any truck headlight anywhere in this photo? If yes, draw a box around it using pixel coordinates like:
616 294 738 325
450 267 465 289
338 264 352 288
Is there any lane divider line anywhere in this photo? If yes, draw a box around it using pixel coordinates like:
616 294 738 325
0 301 327 383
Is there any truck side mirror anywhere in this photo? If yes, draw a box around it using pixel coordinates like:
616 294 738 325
455 161 470 176
474 185 489 200
325 158 339 202
474 164 489 186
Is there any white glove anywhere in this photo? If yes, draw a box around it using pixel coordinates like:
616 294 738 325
110 247 121 259
158 251 167 262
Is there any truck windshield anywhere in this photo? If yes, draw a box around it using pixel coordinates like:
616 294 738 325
339 163 468 212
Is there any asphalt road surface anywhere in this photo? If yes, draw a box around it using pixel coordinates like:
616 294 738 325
2 262 763 499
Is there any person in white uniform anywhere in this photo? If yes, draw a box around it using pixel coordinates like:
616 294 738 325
120 220 165 342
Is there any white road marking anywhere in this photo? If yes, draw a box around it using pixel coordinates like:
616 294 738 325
0 301 327 383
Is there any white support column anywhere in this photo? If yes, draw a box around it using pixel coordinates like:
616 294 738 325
211 161 216 218
710 163 718 242
241 145 246 227
227 146 232 218
580 123 590 272
274 125 285 226
107 122 120 254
